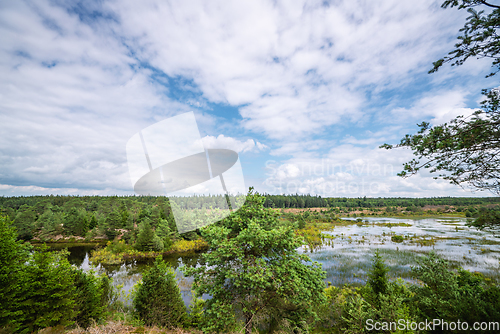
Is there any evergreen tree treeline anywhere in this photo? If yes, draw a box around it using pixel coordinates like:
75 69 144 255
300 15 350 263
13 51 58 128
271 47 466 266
0 216 111 333
0 194 498 241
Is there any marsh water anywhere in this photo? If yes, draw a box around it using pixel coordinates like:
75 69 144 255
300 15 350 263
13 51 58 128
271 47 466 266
58 216 500 306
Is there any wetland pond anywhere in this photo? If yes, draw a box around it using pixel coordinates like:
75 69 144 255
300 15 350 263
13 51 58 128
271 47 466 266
57 216 500 307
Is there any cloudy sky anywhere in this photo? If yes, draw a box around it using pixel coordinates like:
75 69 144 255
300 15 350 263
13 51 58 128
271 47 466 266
0 0 497 197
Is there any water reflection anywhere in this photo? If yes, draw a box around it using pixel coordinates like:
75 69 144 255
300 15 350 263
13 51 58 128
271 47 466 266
58 217 500 306
303 217 500 286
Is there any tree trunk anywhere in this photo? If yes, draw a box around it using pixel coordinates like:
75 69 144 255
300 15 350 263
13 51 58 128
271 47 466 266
245 314 253 334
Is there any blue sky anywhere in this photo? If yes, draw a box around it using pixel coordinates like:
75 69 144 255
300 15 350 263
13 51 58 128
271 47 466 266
0 0 497 197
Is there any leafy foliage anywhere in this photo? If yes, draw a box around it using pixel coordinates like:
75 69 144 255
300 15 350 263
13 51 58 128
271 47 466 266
182 189 326 334
314 258 415 334
73 269 108 328
410 252 500 331
468 207 500 228
134 219 156 251
64 207 89 237
22 247 77 332
381 89 500 194
12 205 36 241
382 0 500 196
430 0 500 78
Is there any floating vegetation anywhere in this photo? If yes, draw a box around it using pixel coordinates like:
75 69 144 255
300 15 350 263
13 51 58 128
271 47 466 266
375 222 412 228
90 239 208 265
410 237 436 246
391 235 404 243
310 216 500 286
479 238 500 245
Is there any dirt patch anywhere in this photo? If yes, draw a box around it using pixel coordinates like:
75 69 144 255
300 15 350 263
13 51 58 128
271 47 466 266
63 320 203 334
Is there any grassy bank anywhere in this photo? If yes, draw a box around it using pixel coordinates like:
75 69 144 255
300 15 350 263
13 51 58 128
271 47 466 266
90 239 208 265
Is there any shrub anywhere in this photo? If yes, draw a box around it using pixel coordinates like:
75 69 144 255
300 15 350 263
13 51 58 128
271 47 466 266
0 215 31 332
367 250 389 299
106 239 131 254
468 208 500 229
410 252 500 329
22 247 77 333
133 256 187 328
135 220 156 251
73 269 107 328
297 215 306 229
187 292 205 329
391 235 404 243
2 216 115 332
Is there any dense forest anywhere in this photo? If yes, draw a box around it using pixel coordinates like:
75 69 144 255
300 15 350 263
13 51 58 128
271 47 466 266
262 194 500 209
1 192 499 333
0 194 498 247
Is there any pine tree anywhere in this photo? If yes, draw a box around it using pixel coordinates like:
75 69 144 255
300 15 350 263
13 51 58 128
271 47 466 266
89 214 98 230
22 247 77 332
103 210 121 240
73 269 107 328
133 256 187 328
367 250 389 306
64 207 89 237
13 205 37 240
135 219 155 251
0 215 30 332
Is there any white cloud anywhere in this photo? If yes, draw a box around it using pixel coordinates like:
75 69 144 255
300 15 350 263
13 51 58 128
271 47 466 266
0 183 129 196
263 144 487 197
389 89 476 124
201 134 267 153
0 0 494 196
0 0 192 193
110 0 473 139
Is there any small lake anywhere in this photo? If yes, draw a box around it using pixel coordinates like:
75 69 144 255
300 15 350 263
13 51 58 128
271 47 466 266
58 217 500 307
304 216 500 286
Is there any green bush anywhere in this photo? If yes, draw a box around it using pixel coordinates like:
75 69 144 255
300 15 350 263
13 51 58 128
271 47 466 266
73 269 107 328
1 216 110 333
133 256 187 328
0 215 31 332
22 247 77 333
468 208 500 229
367 250 389 300
391 235 404 243
106 239 131 254
297 215 306 229
410 252 500 331
135 220 157 251
187 292 205 329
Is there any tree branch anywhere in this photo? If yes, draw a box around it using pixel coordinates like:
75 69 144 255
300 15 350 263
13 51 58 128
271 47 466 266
478 1 500 9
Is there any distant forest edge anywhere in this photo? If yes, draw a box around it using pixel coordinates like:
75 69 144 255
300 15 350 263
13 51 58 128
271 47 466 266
1 193 500 210
1 193 499 244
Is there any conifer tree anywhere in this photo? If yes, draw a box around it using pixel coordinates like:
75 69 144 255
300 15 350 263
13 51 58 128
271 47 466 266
367 250 389 307
22 247 77 332
135 219 155 251
0 215 30 332
102 210 121 240
133 256 187 328
13 205 36 240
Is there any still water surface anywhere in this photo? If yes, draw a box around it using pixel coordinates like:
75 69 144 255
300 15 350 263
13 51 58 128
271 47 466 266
58 217 500 306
